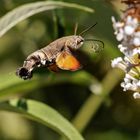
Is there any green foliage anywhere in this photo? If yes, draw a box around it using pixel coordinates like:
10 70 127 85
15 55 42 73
0 0 139 140
0 99 84 140
0 1 93 37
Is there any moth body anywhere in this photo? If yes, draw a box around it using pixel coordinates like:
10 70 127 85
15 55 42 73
16 35 84 80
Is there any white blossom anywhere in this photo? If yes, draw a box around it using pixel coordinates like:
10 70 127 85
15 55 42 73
133 92 140 99
111 5 140 99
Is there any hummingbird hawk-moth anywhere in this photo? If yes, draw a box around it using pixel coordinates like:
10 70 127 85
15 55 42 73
16 23 104 80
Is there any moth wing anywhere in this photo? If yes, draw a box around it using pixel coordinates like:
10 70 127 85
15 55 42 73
56 51 81 71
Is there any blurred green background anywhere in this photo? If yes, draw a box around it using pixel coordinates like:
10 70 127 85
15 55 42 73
0 0 140 140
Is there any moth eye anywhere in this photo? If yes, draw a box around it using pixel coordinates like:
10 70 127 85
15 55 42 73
76 39 84 45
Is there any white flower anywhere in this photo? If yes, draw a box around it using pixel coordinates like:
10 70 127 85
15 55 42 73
111 57 123 67
133 92 140 99
124 25 135 35
118 44 127 54
132 48 140 55
133 31 140 46
111 3 140 99
121 72 140 94
111 57 127 71
116 31 124 41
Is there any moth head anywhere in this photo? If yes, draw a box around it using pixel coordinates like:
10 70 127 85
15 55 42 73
75 35 84 49
69 23 98 50
68 35 84 50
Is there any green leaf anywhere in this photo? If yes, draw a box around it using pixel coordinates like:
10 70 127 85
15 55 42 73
0 1 94 37
0 98 84 140
0 71 99 101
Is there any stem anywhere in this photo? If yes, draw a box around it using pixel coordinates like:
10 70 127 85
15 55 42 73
72 69 124 132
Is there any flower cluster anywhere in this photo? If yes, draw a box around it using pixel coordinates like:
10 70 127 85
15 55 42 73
111 1 140 99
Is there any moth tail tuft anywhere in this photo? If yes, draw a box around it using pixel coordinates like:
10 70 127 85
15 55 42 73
16 67 32 80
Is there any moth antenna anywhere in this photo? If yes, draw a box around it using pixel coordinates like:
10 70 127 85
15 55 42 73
79 22 97 36
74 23 78 35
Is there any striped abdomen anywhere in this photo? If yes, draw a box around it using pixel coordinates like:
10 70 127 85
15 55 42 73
16 37 66 80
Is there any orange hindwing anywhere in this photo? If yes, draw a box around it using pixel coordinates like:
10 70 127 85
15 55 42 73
56 51 81 71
